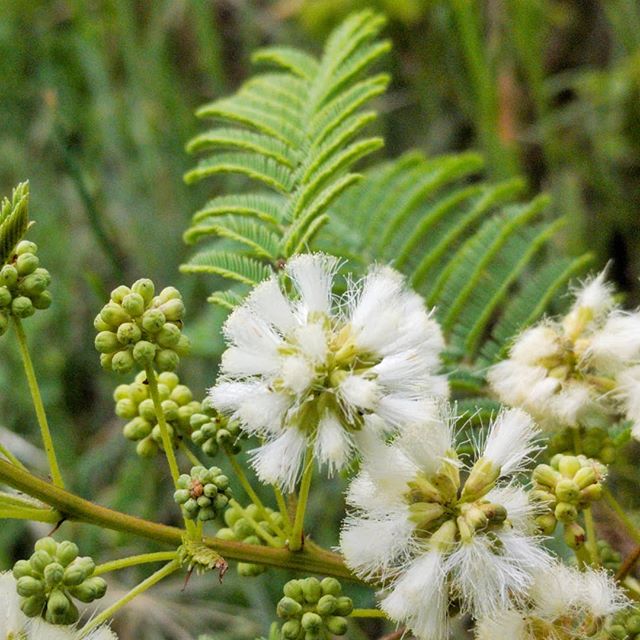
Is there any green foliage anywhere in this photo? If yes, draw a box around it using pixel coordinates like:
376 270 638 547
181 11 390 302
0 181 30 267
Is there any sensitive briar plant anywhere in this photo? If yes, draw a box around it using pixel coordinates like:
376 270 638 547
210 253 447 490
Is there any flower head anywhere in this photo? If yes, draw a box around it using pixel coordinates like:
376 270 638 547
210 254 447 489
488 271 640 434
340 406 549 640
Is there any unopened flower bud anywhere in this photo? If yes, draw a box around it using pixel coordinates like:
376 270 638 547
325 616 349 635
316 594 337 616
573 466 597 489
281 619 302 639
301 611 323 632
100 302 130 327
555 501 578 523
533 464 561 488
117 322 141 345
122 292 145 317
16 252 39 276
564 522 586 549
32 291 52 309
302 577 322 604
20 595 45 617
0 286 12 307
334 596 353 616
11 296 34 318
535 513 557 535
132 278 155 304
17 576 44 597
155 348 179 371
133 340 156 365
580 483 603 502
43 562 64 587
557 455 582 478
95 331 119 354
555 478 580 502
111 349 135 374
15 240 37 255
142 308 165 333
0 264 18 287
277 597 303 618
283 579 304 601
136 437 158 457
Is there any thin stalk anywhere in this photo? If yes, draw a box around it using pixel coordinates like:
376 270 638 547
78 559 180 638
274 485 292 531
94 551 178 576
0 459 354 579
617 543 640 581
0 441 28 471
603 487 640 545
144 365 180 485
583 507 600 566
225 448 287 540
229 498 281 548
12 317 64 488
350 609 386 619
178 441 203 468
289 447 314 552
0 506 60 523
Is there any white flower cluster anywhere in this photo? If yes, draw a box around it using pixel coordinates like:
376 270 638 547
210 253 447 490
340 406 549 640
0 572 116 640
489 272 640 435
475 562 627 639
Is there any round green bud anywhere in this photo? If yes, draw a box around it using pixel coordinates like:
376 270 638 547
283 579 304 602
558 455 582 479
157 322 181 348
56 540 78 567
277 597 303 619
33 268 51 286
155 349 179 372
116 322 142 345
281 620 302 639
223 505 243 528
13 559 34 579
11 295 34 318
141 308 165 333
0 286 12 307
16 253 39 276
157 383 170 400
334 596 354 616
627 615 640 634
563 522 586 550
133 340 156 365
202 440 219 457
63 566 86 587
95 331 120 354
555 502 578 524
158 371 178 388
600 445 616 464
123 417 153 440
100 302 130 327
15 240 37 255
111 349 135 374
555 479 580 503
122 292 145 317
100 353 114 370
20 594 46 617
214 474 229 491
326 616 348 635
47 588 71 616
233 518 254 540
161 399 179 421
157 286 181 303
43 562 64 587
535 513 557 535
115 398 137 420
110 285 131 304
30 549 53 574
608 624 627 640
74 556 96 576
581 484 603 502
129 382 148 404
0 311 8 335
197 507 216 521
113 384 130 401
302 577 322 604
132 278 155 305
216 527 236 541
72 576 107 602
301 612 322 632
32 291 52 310
19 272 48 296
158 299 184 322
573 466 597 489
16 576 45 597
34 537 59 556
174 334 191 357
213 494 229 510
0 264 18 288
94 313 111 332
174 489 190 504
136 437 158 457
317 594 337 616
137 398 156 422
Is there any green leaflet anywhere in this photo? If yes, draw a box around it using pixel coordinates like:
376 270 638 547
0 181 30 266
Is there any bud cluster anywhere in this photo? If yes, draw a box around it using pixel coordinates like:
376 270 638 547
276 577 352 640
548 426 618 464
0 240 51 334
217 502 285 576
12 537 106 625
531 454 605 548
608 608 640 640
598 539 623 573
173 465 232 521
114 371 201 457
94 279 190 374
191 397 242 457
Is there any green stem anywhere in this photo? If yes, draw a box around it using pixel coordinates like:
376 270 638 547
229 498 281 548
225 448 287 540
78 559 180 638
289 447 314 552
0 505 60 523
144 365 181 486
583 507 600 566
12 317 65 488
0 440 28 471
603 487 640 545
0 459 353 579
179 440 203 467
350 609 386 619
274 485 292 531
94 551 178 576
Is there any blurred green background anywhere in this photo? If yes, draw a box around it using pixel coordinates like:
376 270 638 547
1 1 639 638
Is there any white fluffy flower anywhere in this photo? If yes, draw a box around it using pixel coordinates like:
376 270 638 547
488 271 640 433
0 571 116 640
340 406 550 640
475 562 627 639
210 253 448 490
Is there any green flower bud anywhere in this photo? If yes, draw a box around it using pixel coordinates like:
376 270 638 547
20 594 45 617
301 612 322 632
63 566 86 587
34 537 58 556
129 380 148 403
564 522 586 549
32 291 52 310
100 302 130 327
111 349 135 374
558 455 582 478
158 371 178 388
555 479 580 503
110 285 131 304
216 527 236 541
155 348 179 371
533 464 561 488
94 313 111 332
13 559 34 579
16 252 39 276
117 322 142 345
137 398 155 421
122 292 145 317
608 624 627 639
573 466 597 489
283 579 304 601
0 286 12 307
161 399 179 421
157 286 181 303
224 505 243 528
95 331 120 354
43 562 64 587
16 240 37 255
535 513 557 535
157 322 181 348
317 594 337 616
30 550 53 575
70 576 107 602
0 264 18 287
320 577 341 597
136 437 158 457
47 588 71 619
325 616 349 635
302 577 322 604
12 295 34 318
115 398 137 420
133 340 156 365
174 489 190 504
141 308 165 333
17 576 45 597
174 334 191 356
555 501 578 523
581 484 603 502
19 272 48 296
132 278 155 304
600 445 616 464
334 596 353 616
123 417 153 440
237 562 265 577
281 619 302 639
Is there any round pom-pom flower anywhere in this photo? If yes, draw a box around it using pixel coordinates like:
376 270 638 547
210 253 448 490
340 406 550 640
173 466 232 521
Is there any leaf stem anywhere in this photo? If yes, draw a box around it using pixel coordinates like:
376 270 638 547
274 485 292 531
78 559 180 638
178 440 203 467
0 505 60 522
12 316 64 488
603 487 640 545
289 447 313 552
0 440 28 471
94 551 178 576
350 608 386 619
583 506 600 566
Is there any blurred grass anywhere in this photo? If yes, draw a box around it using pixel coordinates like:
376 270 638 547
0 1 640 638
